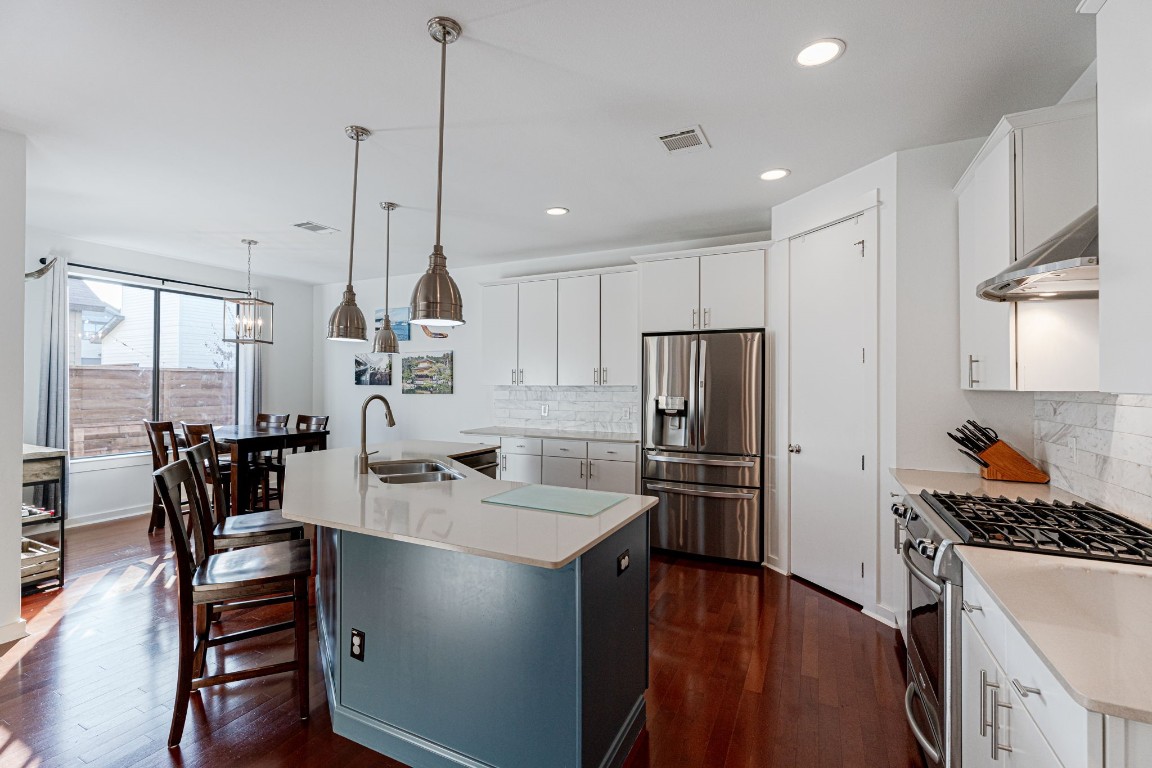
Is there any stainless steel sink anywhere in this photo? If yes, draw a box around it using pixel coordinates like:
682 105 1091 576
368 460 464 484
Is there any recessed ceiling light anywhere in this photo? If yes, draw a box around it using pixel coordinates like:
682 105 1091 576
796 38 846 67
760 168 791 181
546 207 569 216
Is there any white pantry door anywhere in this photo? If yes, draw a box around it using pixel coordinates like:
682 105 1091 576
788 209 877 607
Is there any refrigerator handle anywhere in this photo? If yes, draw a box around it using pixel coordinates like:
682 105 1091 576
697 337 708 449
687 337 698 449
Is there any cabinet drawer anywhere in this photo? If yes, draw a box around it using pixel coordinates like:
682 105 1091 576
1006 623 1097 768
961 569 1009 665
500 437 542 455
543 439 586 459
588 442 637 462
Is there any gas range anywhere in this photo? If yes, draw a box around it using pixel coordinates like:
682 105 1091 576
919 490 1152 566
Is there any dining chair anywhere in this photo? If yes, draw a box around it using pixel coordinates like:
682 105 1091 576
253 413 290 510
144 420 181 533
152 457 310 748
185 441 304 548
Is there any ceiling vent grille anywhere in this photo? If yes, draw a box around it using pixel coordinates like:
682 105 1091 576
658 125 710 154
294 221 340 233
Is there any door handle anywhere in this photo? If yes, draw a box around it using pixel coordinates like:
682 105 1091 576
588 460 594 478
968 354 980 387
579 461 585 479
645 483 756 500
788 444 802 454
601 367 607 384
519 369 524 385
703 307 711 328
594 367 599 385
1011 679 1041 698
992 693 1013 760
692 308 698 329
511 368 516 385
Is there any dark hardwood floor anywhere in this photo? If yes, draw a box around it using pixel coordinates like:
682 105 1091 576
2 517 925 767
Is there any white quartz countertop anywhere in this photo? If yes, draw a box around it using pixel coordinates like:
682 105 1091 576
282 440 657 569
892 467 1152 723
461 426 640 444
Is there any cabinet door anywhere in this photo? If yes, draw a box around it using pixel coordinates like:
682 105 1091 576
587 460 636 493
542 456 587 489
557 275 601 386
599 271 639 387
517 279 558 386
501 453 541 484
482 284 519 385
640 258 699 333
962 615 1001 768
1003 687 1066 768
958 135 1015 390
699 250 765 329
1019 114 1097 254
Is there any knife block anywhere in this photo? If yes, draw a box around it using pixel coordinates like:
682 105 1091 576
976 440 1050 484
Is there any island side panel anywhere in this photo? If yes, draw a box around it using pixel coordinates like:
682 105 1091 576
339 532 582 768
579 514 650 768
315 526 340 706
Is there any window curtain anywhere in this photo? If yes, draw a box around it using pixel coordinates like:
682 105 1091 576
236 289 263 424
35 254 68 510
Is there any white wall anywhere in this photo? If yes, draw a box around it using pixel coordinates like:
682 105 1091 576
23 229 316 524
1 129 28 643
769 140 1036 625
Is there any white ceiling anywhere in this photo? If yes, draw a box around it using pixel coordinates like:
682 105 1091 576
0 0 1094 284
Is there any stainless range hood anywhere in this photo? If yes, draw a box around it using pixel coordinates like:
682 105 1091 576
977 206 1098 302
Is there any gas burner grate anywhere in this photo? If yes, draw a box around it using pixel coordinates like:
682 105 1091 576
921 490 1152 566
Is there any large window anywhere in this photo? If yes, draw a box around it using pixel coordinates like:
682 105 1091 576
68 277 237 458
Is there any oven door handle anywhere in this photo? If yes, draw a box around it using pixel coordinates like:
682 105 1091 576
644 483 757 500
901 539 943 596
904 682 942 765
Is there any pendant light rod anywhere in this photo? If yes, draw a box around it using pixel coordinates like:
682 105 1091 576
381 202 396 306
434 34 447 248
345 125 370 287
241 238 257 295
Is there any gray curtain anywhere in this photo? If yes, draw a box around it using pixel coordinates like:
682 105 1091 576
34 254 68 510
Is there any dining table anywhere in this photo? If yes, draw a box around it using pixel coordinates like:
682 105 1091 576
213 425 330 515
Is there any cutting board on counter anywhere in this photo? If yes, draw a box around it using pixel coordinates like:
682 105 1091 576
482 485 628 516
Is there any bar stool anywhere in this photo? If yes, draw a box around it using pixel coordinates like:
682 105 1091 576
185 441 304 548
254 413 290 510
144 420 181 533
152 457 310 748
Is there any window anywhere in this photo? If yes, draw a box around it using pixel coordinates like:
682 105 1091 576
68 277 237 458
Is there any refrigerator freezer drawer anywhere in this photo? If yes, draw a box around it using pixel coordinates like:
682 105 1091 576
643 450 761 488
644 479 762 563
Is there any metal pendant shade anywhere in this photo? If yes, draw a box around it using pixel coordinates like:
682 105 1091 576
410 17 465 327
372 202 400 354
327 125 372 342
224 239 274 344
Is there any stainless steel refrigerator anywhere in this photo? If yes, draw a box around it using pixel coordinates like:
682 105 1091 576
642 330 764 563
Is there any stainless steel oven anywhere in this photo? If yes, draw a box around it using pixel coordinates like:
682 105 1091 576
893 496 963 768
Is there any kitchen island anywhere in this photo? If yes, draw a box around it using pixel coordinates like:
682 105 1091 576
282 440 658 768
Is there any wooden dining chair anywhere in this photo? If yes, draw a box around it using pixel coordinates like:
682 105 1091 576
144 420 181 533
185 441 304 548
153 457 311 748
253 413 290 510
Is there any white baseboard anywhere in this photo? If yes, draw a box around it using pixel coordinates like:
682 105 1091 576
65 506 150 528
763 562 789 576
0 618 28 645
862 607 899 629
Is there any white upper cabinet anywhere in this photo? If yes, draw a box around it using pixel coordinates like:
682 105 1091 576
955 100 1099 392
517 279 558 386
481 283 520 385
640 257 699 332
699 250 765 330
640 249 766 333
1091 0 1152 393
599 271 639 386
557 275 601 386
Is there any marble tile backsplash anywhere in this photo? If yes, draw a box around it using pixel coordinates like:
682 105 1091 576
493 386 640 434
1034 391 1152 524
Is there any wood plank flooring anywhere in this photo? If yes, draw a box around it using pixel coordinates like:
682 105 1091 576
3 517 925 767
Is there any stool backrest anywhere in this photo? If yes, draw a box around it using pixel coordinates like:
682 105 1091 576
295 415 329 431
144 420 180 470
181 422 224 455
256 413 289 429
186 440 231 525
153 459 212 585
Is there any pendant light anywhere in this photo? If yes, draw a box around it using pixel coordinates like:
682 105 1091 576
327 125 372 341
224 239 274 344
409 17 465 327
372 202 400 354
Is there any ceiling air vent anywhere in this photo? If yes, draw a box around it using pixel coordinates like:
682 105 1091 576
293 221 340 234
658 125 710 154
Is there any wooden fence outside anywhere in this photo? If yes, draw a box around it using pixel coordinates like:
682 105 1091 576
70 365 235 457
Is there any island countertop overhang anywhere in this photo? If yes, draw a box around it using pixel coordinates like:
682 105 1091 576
281 440 657 569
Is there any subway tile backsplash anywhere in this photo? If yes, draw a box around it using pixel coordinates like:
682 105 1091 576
493 386 640 434
1034 391 1152 525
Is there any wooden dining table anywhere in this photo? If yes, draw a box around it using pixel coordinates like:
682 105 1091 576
214 425 330 515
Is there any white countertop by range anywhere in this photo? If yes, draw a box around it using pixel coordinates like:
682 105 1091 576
282 440 657 569
892 466 1152 724
461 426 640 444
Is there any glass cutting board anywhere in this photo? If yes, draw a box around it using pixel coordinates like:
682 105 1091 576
481 485 628 516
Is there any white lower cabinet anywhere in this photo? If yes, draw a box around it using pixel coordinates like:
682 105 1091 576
542 456 586 488
586 458 636 494
500 452 541 484
506 437 637 492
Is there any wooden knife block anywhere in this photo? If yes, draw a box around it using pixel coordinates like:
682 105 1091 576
976 440 1050 484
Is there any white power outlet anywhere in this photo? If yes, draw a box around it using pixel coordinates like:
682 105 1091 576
541 404 549 417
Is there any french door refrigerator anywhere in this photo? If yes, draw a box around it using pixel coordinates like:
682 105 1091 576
642 330 764 563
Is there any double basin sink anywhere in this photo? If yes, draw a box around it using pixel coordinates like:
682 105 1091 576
368 459 464 484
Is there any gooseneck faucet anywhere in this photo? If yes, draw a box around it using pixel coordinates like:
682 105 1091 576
359 394 397 474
